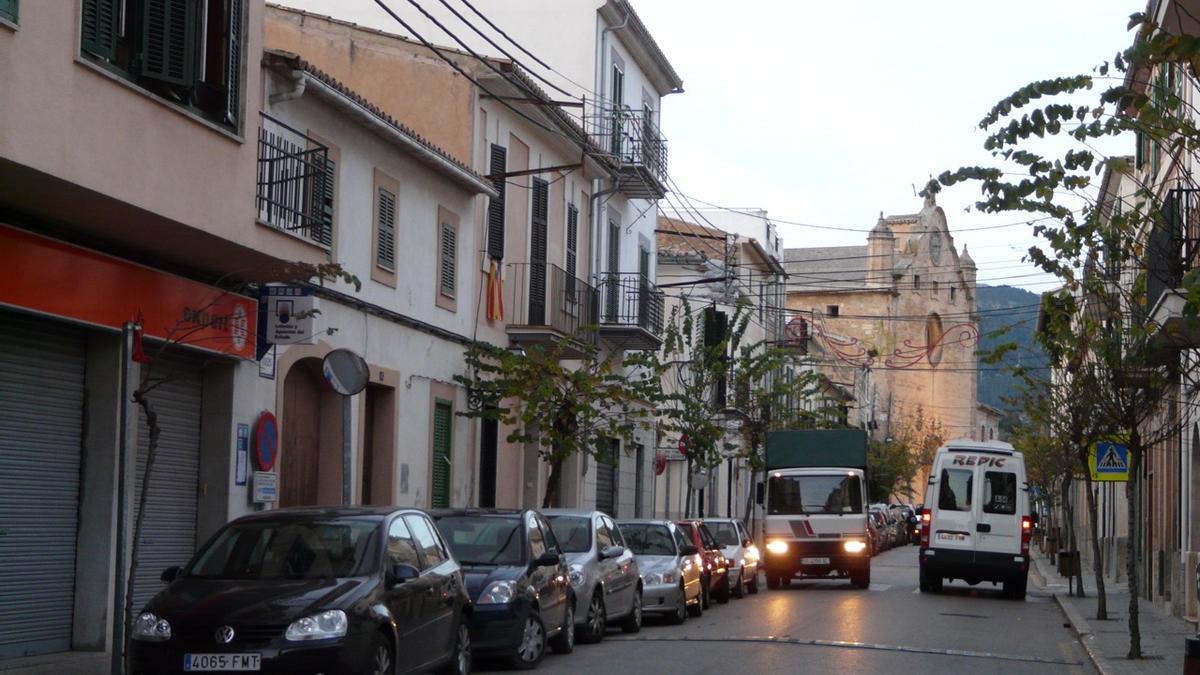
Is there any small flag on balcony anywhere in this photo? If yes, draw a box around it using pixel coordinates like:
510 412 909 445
131 313 153 364
487 260 505 321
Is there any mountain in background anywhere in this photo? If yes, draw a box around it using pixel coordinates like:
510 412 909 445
975 285 1046 414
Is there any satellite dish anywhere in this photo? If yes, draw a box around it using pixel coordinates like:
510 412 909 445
322 349 369 395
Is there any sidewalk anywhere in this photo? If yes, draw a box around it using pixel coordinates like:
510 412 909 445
1031 549 1193 674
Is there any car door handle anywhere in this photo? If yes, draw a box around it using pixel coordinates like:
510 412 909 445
976 523 991 533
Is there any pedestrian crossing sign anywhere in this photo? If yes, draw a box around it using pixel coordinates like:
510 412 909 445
1089 440 1129 482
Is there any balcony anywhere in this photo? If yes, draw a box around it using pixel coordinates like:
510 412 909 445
585 103 668 199
596 273 665 350
256 112 332 247
506 262 599 357
1147 188 1200 350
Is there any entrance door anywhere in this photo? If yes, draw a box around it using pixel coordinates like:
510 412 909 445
479 414 498 508
131 353 204 610
596 439 619 517
431 400 452 508
0 313 85 659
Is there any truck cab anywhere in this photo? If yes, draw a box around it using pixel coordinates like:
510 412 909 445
762 467 871 588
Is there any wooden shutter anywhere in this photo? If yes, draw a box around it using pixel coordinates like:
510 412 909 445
566 204 578 279
141 0 197 86
81 0 118 59
528 178 549 324
313 157 335 248
224 0 244 124
431 401 452 509
440 222 457 297
487 145 507 260
0 0 17 23
376 188 397 270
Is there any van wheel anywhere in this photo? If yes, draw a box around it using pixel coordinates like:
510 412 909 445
851 566 870 589
1004 575 1027 600
747 570 759 594
766 573 780 590
919 567 941 593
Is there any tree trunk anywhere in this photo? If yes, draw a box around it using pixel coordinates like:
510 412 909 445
1084 472 1107 619
684 457 694 518
542 456 564 509
1064 473 1085 597
125 392 160 671
1126 432 1142 659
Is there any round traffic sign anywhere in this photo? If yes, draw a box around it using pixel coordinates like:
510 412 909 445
254 411 279 472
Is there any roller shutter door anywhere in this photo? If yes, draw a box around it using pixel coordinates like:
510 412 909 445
130 353 203 611
0 313 85 659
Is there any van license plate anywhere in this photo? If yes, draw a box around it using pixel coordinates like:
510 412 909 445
184 654 261 671
801 557 830 565
936 532 967 542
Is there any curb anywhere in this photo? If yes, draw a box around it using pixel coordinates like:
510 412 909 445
1052 593 1109 675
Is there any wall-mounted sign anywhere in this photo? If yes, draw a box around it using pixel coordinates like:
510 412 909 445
1089 440 1129 482
254 411 279 472
262 286 317 346
235 423 249 486
252 471 278 503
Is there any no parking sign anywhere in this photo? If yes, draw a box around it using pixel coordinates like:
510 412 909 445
254 411 278 472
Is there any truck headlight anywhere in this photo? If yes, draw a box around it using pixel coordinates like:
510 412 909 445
843 540 867 554
765 540 788 555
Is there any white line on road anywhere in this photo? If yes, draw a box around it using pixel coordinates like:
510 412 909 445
867 584 892 591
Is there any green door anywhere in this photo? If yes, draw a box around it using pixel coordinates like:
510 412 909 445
432 400 452 508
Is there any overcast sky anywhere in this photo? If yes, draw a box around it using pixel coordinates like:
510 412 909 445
283 1 1141 292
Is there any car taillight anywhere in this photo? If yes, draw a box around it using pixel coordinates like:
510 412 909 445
919 508 931 547
1021 515 1032 556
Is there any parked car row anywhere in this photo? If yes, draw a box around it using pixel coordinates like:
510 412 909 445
867 503 919 554
128 507 763 674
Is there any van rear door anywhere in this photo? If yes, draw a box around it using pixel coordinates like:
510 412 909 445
930 459 975 553
975 466 1020 555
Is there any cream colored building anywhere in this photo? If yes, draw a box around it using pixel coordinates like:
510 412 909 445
785 194 984 497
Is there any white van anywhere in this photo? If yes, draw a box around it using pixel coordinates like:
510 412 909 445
918 440 1033 599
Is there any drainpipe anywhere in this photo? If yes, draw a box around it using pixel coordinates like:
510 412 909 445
269 69 307 105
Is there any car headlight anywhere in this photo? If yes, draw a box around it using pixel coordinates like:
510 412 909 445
285 609 347 641
766 540 788 555
843 539 867 554
131 612 172 642
746 545 761 562
478 580 518 605
644 570 678 585
568 564 585 588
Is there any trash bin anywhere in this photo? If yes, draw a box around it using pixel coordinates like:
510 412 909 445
1058 551 1080 577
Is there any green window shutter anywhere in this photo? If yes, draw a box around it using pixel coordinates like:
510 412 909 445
141 0 197 86
1135 130 1144 169
224 0 244 124
0 0 17 23
81 0 118 59
486 144 507 260
440 222 457 297
431 401 452 509
376 188 396 270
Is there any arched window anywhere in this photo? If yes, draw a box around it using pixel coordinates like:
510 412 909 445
926 313 944 366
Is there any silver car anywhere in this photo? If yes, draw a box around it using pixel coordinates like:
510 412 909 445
544 510 642 643
703 518 760 597
617 519 704 624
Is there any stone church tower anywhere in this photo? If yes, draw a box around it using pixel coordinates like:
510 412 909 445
784 194 983 499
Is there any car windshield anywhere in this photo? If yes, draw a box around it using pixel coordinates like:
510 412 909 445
706 522 740 546
768 474 863 515
435 515 524 565
187 519 380 580
619 524 676 556
547 516 592 553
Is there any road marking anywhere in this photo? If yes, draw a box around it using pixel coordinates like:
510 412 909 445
867 584 892 591
606 635 1083 666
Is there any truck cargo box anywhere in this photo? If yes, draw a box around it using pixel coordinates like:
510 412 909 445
765 429 868 471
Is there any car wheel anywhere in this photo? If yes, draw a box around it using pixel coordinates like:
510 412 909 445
549 598 575 654
579 591 607 644
621 588 643 633
715 573 730 603
732 568 745 599
766 573 780 590
437 620 471 675
509 612 547 670
701 576 710 608
668 583 688 625
851 566 870 589
686 587 704 618
747 570 759 594
369 632 394 675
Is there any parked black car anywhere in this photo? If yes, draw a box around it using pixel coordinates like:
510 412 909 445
432 509 575 669
129 506 472 675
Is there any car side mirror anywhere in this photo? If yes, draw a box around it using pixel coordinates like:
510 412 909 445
390 563 420 585
742 538 753 548
534 551 561 567
600 545 625 560
680 544 699 556
160 566 181 583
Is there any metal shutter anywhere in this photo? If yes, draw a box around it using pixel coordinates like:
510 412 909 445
130 353 203 610
487 145 506 261
528 178 549 325
431 401 452 508
595 440 618 518
0 313 85 659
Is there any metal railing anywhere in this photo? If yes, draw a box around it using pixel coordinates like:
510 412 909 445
506 262 599 345
256 112 331 245
1146 187 1200 315
596 272 665 337
584 102 668 184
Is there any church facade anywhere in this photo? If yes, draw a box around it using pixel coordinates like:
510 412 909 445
784 195 986 497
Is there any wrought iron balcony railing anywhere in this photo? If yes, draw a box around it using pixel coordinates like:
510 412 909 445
584 102 668 198
1146 187 1200 317
506 262 599 347
596 272 665 338
256 112 332 246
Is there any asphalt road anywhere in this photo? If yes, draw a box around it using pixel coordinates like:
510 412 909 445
479 544 1090 674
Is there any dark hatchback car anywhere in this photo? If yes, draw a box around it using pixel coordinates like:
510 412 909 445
431 509 574 669
129 507 472 675
675 520 730 607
